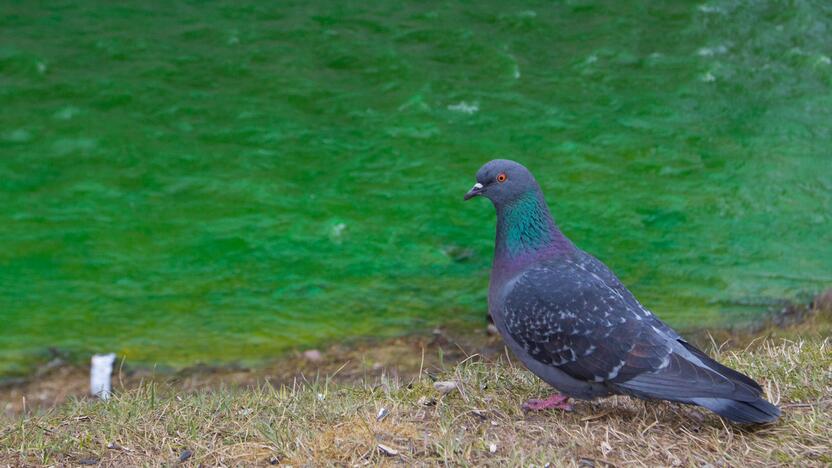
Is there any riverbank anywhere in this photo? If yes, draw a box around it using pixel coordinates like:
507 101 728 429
2 291 831 416
1 293 831 465
1 333 829 465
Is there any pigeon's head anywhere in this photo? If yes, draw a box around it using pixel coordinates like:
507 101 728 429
464 159 540 206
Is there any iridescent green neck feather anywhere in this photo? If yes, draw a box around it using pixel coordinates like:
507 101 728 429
495 191 569 259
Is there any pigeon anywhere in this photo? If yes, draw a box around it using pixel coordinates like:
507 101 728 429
464 159 779 424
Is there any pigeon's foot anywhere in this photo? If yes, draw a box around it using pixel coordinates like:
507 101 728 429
522 393 573 412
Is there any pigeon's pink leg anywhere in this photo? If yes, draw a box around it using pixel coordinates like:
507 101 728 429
522 393 573 412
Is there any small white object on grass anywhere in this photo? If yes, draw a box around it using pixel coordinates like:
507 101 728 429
90 353 117 399
376 407 389 421
303 349 323 362
433 380 458 395
377 444 398 456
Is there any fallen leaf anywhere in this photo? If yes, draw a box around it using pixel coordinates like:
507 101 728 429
377 443 398 456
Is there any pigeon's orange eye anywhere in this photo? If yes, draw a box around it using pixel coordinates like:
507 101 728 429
496 173 507 183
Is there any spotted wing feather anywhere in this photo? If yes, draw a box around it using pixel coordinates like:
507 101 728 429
503 258 673 385
502 253 769 405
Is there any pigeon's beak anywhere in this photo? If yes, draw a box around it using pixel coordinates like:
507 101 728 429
464 182 484 201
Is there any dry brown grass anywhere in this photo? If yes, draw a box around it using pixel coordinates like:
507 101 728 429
1 335 830 467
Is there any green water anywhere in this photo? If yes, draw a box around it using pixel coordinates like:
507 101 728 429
1 0 831 377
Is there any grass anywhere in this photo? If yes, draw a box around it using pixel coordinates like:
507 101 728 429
1 334 830 466
2 295 831 466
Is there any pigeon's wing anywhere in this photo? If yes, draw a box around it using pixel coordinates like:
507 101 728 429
502 259 669 384
502 256 762 401
574 252 765 393
571 251 681 340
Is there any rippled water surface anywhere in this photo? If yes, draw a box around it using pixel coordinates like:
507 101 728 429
2 0 831 376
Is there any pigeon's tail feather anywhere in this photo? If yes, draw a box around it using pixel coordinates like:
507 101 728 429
615 352 761 401
680 341 763 392
690 397 780 424
615 349 780 424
